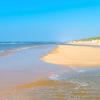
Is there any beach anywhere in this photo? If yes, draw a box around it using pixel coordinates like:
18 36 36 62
43 45 100 67
1 0 100 99
0 44 100 100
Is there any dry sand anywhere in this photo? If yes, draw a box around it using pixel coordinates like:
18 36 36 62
42 45 100 67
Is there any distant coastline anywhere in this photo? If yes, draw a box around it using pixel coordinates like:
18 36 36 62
67 36 100 45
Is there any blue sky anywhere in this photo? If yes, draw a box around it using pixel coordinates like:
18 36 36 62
0 0 100 41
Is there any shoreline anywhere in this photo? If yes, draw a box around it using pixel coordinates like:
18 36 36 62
0 45 68 91
42 45 100 67
0 45 100 99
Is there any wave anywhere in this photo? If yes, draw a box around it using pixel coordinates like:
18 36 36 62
0 42 26 44
0 45 40 55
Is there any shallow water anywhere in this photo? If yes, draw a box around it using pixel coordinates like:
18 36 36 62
0 45 70 90
0 44 100 100
0 73 100 100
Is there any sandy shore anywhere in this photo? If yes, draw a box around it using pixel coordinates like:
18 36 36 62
42 45 100 67
0 45 100 99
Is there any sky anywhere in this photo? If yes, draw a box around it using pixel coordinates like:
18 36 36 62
0 0 100 42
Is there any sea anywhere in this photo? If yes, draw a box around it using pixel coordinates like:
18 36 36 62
0 42 57 52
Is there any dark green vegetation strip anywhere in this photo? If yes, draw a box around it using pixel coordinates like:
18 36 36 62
81 36 100 41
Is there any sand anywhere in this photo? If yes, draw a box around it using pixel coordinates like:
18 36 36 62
42 45 100 67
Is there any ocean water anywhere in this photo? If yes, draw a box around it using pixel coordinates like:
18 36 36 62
0 43 67 89
0 42 52 52
0 43 100 100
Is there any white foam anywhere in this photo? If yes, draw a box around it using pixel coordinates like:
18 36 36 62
11 46 39 52
70 80 88 86
48 74 60 80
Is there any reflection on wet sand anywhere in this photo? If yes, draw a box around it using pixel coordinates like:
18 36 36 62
0 72 100 100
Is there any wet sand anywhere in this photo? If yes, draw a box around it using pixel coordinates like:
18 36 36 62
1 73 100 100
43 45 100 67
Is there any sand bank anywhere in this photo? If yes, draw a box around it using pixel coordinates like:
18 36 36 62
42 45 100 67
